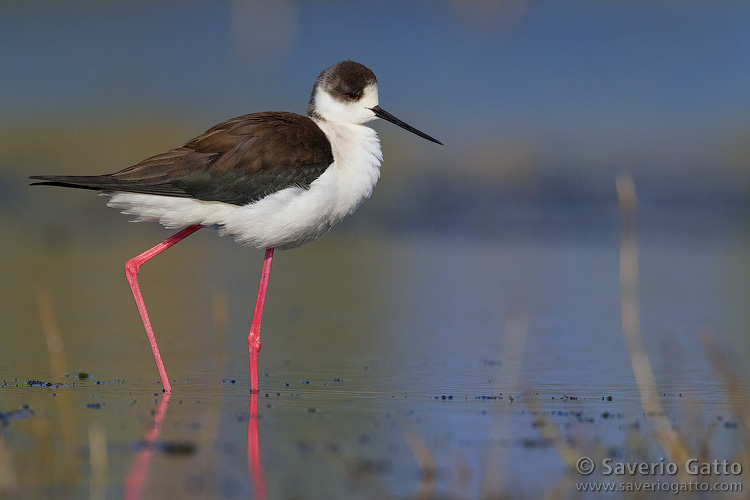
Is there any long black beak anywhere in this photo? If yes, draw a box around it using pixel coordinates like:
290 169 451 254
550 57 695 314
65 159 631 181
370 105 443 145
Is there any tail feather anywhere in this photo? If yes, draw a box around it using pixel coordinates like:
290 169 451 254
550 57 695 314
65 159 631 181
29 175 118 191
29 174 186 197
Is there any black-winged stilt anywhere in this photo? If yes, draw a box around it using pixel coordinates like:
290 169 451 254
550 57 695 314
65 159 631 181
30 60 442 393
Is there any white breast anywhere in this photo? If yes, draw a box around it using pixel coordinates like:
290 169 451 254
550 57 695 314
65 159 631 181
107 119 382 250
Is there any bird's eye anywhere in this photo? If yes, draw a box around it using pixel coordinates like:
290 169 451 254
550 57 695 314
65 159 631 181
345 92 360 100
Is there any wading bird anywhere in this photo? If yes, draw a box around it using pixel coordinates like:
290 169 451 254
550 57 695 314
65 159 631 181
31 60 442 393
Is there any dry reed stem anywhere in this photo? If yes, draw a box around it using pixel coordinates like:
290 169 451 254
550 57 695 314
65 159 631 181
36 283 67 381
36 282 79 486
0 433 18 494
401 418 436 500
523 391 582 468
616 173 691 473
88 424 108 500
701 329 750 478
480 312 528 498
543 474 576 500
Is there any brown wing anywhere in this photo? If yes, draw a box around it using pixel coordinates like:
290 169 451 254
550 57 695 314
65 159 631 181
30 112 334 206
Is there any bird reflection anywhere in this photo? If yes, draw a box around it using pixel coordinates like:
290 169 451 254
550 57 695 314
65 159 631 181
124 393 171 500
123 391 267 499
247 391 267 500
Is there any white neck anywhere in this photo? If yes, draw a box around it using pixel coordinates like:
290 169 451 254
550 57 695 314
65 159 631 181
313 117 383 219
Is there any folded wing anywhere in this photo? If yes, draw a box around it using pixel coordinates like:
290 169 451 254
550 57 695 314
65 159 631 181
30 112 334 206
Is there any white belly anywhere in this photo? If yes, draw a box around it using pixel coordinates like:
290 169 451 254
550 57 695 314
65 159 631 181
107 121 382 250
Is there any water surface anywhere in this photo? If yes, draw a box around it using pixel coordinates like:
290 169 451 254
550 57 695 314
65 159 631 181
2 200 749 498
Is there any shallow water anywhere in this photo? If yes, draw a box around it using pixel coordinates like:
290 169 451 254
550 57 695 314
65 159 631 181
2 199 749 499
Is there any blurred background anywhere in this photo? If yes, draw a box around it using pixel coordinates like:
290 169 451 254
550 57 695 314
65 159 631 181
2 0 748 240
1 2 750 499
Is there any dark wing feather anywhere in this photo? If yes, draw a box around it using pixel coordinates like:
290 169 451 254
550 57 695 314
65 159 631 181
30 112 334 206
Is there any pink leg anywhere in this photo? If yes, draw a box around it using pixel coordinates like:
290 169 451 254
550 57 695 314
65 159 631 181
125 225 202 393
248 247 274 394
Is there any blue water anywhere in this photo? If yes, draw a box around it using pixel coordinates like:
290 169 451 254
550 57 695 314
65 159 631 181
2 208 748 498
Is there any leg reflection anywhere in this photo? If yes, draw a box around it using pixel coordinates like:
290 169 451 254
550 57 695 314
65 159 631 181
124 393 171 500
247 391 266 500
